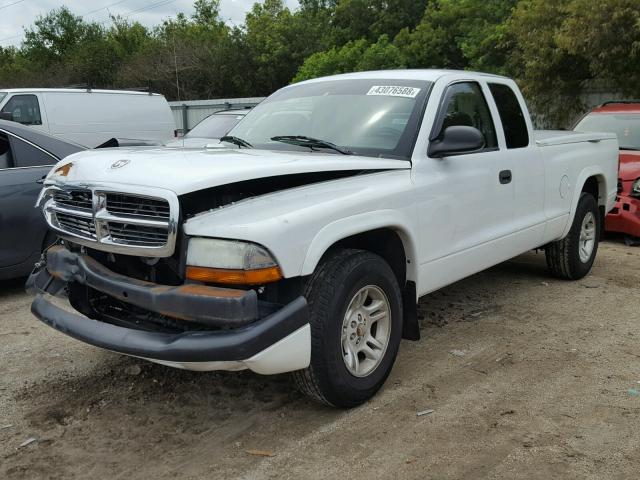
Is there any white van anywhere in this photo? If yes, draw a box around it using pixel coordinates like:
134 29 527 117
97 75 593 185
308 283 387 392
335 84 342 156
0 88 176 148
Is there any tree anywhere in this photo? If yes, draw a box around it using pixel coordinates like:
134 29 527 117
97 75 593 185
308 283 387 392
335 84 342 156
506 0 594 127
395 0 517 72
556 0 640 96
294 35 405 82
242 0 329 94
331 0 428 45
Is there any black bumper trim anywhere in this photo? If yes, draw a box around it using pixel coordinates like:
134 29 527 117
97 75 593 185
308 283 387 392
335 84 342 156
34 245 260 326
31 294 308 362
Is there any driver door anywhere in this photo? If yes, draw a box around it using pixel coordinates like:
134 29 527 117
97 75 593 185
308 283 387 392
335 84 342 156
414 81 515 292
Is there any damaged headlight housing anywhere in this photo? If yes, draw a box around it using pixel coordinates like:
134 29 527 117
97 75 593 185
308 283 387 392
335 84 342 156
632 178 640 197
185 238 282 285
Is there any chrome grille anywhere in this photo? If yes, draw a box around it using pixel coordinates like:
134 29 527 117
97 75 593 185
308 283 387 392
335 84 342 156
55 212 97 238
53 190 93 210
106 193 170 220
42 185 178 257
107 222 168 246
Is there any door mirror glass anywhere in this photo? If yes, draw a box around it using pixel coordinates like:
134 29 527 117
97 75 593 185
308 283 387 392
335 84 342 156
428 125 485 158
0 111 12 121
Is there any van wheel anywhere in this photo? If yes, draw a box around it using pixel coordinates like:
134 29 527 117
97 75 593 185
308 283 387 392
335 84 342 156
292 249 403 407
545 193 600 280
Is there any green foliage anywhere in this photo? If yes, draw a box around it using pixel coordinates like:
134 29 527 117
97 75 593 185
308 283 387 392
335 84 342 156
331 0 428 45
507 0 640 126
294 36 405 82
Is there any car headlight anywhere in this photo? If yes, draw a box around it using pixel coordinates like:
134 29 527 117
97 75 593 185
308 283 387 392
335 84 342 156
185 238 282 285
632 178 640 197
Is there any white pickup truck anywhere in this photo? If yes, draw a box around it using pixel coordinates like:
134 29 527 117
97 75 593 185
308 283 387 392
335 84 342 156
28 70 618 407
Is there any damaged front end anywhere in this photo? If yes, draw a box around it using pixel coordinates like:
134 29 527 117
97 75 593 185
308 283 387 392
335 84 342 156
26 179 315 373
27 244 310 373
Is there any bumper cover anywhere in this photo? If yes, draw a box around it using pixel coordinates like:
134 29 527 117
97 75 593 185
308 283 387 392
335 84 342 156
28 245 260 326
27 246 310 372
606 195 640 238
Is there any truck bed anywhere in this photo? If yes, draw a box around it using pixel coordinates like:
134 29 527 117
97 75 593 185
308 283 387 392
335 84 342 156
534 130 617 147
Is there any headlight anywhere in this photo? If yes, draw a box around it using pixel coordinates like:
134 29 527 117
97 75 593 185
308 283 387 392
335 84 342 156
632 178 640 197
185 238 282 285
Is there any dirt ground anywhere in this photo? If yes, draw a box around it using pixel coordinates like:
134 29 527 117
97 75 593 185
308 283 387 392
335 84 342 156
1 239 639 480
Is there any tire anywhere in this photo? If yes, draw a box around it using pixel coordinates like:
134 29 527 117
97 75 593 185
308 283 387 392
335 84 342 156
545 192 600 280
292 249 403 408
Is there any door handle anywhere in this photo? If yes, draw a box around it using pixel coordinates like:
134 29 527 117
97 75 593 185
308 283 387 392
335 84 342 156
499 170 512 184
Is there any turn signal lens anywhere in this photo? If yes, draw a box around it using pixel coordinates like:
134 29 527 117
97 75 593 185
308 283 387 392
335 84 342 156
53 162 73 177
185 265 283 285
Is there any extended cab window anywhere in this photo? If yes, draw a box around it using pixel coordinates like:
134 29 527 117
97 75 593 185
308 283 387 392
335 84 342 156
1 94 42 126
488 83 529 148
434 82 497 150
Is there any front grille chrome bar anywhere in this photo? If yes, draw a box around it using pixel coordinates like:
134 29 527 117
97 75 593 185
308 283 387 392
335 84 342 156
39 183 179 257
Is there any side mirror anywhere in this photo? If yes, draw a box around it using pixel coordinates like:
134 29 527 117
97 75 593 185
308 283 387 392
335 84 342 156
0 111 13 121
428 126 485 158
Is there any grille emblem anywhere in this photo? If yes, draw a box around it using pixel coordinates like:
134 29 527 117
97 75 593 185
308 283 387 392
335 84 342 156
110 159 131 169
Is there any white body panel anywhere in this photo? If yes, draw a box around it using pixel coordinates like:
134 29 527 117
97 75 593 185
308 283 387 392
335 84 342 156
0 88 175 148
40 70 619 373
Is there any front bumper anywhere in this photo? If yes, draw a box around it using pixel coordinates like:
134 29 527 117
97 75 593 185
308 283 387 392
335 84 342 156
27 246 310 373
606 194 640 238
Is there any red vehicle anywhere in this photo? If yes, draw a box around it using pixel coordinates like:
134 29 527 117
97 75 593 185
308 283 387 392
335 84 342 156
575 101 640 241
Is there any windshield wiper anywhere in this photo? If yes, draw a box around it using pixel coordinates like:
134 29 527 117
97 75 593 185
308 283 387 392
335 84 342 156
270 135 353 155
220 135 252 148
619 145 640 151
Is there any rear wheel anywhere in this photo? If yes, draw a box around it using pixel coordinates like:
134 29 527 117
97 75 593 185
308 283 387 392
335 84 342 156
292 249 403 407
546 193 600 280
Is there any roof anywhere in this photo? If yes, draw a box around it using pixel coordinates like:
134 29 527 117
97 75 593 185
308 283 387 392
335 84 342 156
295 69 510 85
0 88 163 97
592 101 640 113
0 119 85 159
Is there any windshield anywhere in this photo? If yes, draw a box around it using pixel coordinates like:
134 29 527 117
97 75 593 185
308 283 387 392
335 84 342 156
0 92 6 104
226 79 432 159
575 112 640 150
186 112 245 139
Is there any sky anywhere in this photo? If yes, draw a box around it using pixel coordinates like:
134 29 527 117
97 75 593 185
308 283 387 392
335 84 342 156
0 0 299 48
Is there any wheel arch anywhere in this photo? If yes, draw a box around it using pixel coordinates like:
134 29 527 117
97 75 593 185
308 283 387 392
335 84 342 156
300 212 418 285
561 168 609 239
300 212 421 341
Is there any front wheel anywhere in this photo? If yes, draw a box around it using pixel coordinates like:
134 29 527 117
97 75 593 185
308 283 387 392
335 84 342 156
545 192 600 280
292 249 403 407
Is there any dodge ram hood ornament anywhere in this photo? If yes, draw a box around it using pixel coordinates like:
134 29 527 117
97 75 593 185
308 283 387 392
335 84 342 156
110 159 131 169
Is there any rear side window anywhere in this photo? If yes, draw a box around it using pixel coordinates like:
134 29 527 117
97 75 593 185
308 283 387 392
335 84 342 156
9 136 55 167
1 94 42 126
488 84 529 148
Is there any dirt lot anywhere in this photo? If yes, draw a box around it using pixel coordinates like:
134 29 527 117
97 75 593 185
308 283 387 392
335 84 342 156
1 240 639 480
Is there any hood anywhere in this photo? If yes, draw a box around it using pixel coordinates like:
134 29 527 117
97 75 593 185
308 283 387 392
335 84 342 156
619 151 640 181
50 147 411 195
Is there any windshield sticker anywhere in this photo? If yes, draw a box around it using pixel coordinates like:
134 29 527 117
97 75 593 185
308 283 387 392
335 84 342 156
366 86 420 98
